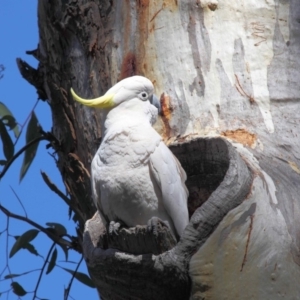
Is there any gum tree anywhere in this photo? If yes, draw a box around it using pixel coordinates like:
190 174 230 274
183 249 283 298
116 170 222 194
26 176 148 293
10 0 300 299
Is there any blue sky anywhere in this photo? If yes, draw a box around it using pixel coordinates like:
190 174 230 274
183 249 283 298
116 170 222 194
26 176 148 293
0 1 97 299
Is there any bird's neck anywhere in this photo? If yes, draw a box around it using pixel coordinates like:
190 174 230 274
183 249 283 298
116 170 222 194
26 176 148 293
99 109 109 138
100 100 158 138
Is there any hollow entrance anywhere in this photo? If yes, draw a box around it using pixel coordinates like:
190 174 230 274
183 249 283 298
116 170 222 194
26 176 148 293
170 137 230 217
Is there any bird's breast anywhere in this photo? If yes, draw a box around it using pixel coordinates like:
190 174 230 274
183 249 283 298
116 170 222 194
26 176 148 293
98 124 161 167
92 154 162 226
90 124 164 225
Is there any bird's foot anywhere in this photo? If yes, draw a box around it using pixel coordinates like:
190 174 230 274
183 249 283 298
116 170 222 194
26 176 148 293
147 217 170 237
108 221 121 235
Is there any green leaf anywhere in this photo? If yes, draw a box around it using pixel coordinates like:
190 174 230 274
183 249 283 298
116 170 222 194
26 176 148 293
62 268 95 288
4 269 39 279
0 119 14 160
60 244 69 262
11 282 27 296
12 235 39 256
45 223 68 260
1 115 17 131
46 222 67 236
10 229 39 258
0 102 19 137
4 274 21 279
19 112 41 182
22 241 39 256
46 247 57 275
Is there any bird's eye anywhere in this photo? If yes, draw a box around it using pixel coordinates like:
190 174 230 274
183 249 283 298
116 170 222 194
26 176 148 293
139 91 148 100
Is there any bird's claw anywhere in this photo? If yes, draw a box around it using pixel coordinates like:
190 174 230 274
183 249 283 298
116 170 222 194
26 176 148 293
147 217 170 237
109 221 121 235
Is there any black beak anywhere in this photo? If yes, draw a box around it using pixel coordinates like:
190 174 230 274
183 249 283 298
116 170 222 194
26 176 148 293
150 94 161 115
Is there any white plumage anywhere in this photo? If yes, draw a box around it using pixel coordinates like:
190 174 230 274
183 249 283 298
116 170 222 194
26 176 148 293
71 76 189 238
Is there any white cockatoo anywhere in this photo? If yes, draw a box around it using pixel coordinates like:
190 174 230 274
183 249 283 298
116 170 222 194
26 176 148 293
71 76 189 239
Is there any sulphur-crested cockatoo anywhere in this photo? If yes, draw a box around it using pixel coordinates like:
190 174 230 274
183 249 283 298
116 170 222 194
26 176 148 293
71 76 189 239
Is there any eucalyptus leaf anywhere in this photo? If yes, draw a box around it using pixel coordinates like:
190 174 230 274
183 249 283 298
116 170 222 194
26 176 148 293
10 229 39 258
21 240 39 256
46 247 57 275
45 224 68 260
0 119 14 160
4 274 21 279
19 112 41 182
11 282 27 296
46 222 67 236
60 244 69 262
11 236 39 256
62 268 95 288
0 102 19 137
1 115 17 131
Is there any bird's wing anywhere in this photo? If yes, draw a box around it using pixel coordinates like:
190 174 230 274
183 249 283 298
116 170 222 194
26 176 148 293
91 162 110 225
149 141 189 237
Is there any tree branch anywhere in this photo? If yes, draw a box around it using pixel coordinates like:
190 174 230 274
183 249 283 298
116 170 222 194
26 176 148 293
0 203 73 250
0 136 48 180
32 243 56 300
0 269 41 282
40 171 85 223
9 186 28 218
13 99 39 148
64 255 84 300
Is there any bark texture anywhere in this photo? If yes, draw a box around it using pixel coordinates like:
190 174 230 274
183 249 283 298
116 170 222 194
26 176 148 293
20 0 300 299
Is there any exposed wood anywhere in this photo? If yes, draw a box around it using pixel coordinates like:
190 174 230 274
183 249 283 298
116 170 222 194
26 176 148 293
190 144 300 299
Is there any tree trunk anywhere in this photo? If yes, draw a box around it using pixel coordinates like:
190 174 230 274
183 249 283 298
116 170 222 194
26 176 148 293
20 0 300 299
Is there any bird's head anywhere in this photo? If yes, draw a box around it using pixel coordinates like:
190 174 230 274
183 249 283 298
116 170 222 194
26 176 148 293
71 76 161 113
